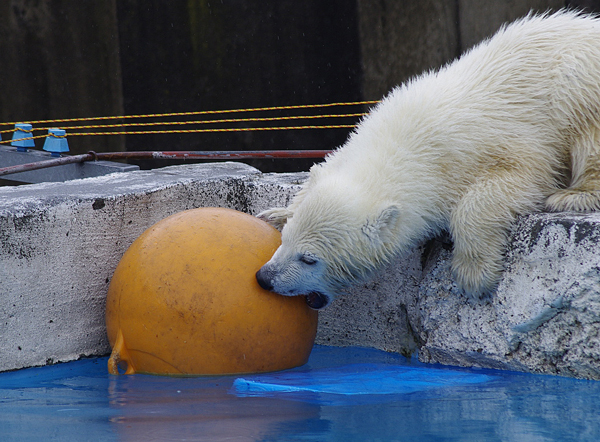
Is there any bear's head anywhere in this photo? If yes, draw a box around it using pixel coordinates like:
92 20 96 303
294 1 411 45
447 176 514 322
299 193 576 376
256 180 401 309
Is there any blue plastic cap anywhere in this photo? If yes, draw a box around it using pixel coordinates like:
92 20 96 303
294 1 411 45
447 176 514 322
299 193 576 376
12 123 36 151
43 128 69 157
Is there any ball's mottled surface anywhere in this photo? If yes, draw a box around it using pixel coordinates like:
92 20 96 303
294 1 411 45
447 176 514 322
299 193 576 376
106 207 318 376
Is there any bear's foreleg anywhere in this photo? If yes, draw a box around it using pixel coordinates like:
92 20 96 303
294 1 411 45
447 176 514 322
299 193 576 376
256 207 293 231
449 173 540 298
546 125 600 212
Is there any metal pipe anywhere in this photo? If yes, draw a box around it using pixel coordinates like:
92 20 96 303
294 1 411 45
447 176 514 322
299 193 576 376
0 150 332 177
96 150 332 161
0 153 95 177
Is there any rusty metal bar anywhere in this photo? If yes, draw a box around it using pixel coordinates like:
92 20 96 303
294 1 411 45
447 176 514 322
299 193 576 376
0 153 94 177
98 150 332 161
0 150 332 178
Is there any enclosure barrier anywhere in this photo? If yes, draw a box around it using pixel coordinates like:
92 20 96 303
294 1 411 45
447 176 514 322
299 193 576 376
1 161 599 379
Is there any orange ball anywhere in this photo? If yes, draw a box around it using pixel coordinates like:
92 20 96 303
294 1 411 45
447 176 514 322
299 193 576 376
106 207 318 376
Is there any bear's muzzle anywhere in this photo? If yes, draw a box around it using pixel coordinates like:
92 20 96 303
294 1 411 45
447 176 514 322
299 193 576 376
256 268 329 310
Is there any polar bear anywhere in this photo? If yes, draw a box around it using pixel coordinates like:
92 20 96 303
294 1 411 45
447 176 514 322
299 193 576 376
256 10 600 309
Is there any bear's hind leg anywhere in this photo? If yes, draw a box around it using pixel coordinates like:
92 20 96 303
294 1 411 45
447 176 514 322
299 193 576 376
546 126 600 212
450 173 542 298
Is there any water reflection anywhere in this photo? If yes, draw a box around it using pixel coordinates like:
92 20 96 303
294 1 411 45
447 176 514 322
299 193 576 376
1 347 600 441
108 374 322 441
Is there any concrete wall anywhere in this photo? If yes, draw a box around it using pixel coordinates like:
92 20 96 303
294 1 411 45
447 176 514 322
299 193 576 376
0 163 302 372
6 1 596 166
2 163 600 379
0 0 124 154
356 0 567 100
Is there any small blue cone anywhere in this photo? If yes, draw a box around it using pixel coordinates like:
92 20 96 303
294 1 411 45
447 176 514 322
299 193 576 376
11 123 36 152
43 128 69 157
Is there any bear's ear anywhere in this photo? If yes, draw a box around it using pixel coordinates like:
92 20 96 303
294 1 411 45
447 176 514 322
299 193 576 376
362 205 400 243
256 207 293 231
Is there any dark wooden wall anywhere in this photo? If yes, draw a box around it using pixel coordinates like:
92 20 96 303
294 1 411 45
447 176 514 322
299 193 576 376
0 1 124 154
115 0 362 172
0 0 598 171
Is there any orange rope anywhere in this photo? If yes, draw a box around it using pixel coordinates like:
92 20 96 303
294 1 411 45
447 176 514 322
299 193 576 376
40 113 366 132
0 100 377 144
0 125 360 145
0 100 378 127
59 125 359 137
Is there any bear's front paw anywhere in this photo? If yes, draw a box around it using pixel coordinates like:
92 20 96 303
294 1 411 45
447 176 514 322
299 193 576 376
256 207 292 231
451 256 501 300
545 189 600 212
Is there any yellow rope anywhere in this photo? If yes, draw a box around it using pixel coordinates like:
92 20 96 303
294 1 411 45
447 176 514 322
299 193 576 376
0 134 47 143
41 113 366 132
0 124 359 144
0 114 364 135
61 125 359 137
0 100 378 144
0 100 378 127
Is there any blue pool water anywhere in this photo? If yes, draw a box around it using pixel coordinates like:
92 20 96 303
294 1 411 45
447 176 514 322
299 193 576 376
1 345 600 441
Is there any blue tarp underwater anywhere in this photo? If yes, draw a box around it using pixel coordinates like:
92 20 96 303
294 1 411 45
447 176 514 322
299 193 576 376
233 363 495 405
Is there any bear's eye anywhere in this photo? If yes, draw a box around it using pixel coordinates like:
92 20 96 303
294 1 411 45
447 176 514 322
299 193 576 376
300 253 318 265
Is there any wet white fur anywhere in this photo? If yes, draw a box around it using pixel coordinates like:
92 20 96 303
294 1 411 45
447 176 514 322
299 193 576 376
258 10 600 305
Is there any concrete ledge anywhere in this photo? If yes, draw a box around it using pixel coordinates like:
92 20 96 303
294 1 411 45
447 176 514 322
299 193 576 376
0 163 304 372
1 163 600 379
318 212 600 379
414 213 600 379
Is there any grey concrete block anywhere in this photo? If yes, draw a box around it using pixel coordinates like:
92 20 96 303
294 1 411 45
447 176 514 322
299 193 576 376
0 163 265 372
320 211 600 380
2 162 600 380
413 213 600 379
314 251 422 358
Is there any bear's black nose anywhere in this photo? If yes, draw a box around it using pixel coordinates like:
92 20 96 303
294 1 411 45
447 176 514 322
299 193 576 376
256 268 274 291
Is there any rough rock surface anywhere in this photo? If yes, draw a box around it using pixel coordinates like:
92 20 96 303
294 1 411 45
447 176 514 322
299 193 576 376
320 212 600 379
414 213 600 379
0 163 278 372
1 162 599 379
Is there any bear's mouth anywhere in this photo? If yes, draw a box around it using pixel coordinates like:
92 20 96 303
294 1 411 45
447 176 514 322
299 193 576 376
305 292 329 310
